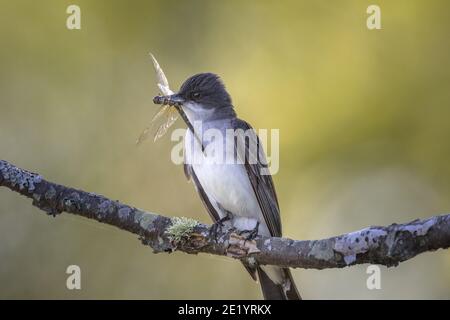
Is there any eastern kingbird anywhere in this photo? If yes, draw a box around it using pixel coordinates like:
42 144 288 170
153 73 301 300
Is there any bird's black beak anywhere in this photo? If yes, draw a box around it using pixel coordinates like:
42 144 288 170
153 94 184 107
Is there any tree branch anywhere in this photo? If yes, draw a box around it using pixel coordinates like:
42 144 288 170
1 159 449 269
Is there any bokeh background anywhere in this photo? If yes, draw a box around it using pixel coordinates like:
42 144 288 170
1 0 449 299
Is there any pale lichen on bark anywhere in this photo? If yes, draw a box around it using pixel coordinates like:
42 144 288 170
0 160 42 192
334 228 388 265
166 217 199 242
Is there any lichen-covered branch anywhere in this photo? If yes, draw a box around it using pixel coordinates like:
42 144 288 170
1 159 449 269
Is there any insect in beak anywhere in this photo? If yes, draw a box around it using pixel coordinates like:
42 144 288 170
136 53 182 145
153 94 184 108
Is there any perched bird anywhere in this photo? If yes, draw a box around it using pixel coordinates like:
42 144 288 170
153 73 300 300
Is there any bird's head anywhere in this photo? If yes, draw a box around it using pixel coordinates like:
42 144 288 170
153 73 235 123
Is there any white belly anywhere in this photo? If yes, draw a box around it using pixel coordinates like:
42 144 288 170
184 129 270 235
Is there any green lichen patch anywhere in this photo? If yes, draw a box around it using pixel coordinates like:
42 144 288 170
166 217 198 242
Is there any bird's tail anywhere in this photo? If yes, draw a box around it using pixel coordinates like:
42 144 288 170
257 266 301 300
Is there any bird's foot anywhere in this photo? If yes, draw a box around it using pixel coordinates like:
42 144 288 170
209 212 233 241
238 221 260 241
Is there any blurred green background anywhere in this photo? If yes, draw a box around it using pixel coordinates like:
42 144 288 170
1 0 449 299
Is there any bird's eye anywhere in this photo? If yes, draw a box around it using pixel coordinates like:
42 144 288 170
192 92 201 99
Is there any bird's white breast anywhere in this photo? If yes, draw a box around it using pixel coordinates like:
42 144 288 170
184 129 270 235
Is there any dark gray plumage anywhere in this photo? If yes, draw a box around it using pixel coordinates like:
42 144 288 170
179 73 232 109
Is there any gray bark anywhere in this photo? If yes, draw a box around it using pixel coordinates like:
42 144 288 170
1 159 449 269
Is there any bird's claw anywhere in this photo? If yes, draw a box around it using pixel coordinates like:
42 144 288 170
209 221 223 240
209 212 233 241
238 221 260 241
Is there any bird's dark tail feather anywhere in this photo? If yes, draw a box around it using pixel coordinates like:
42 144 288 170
257 267 301 300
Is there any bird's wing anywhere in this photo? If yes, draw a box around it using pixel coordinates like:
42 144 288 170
232 118 282 237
